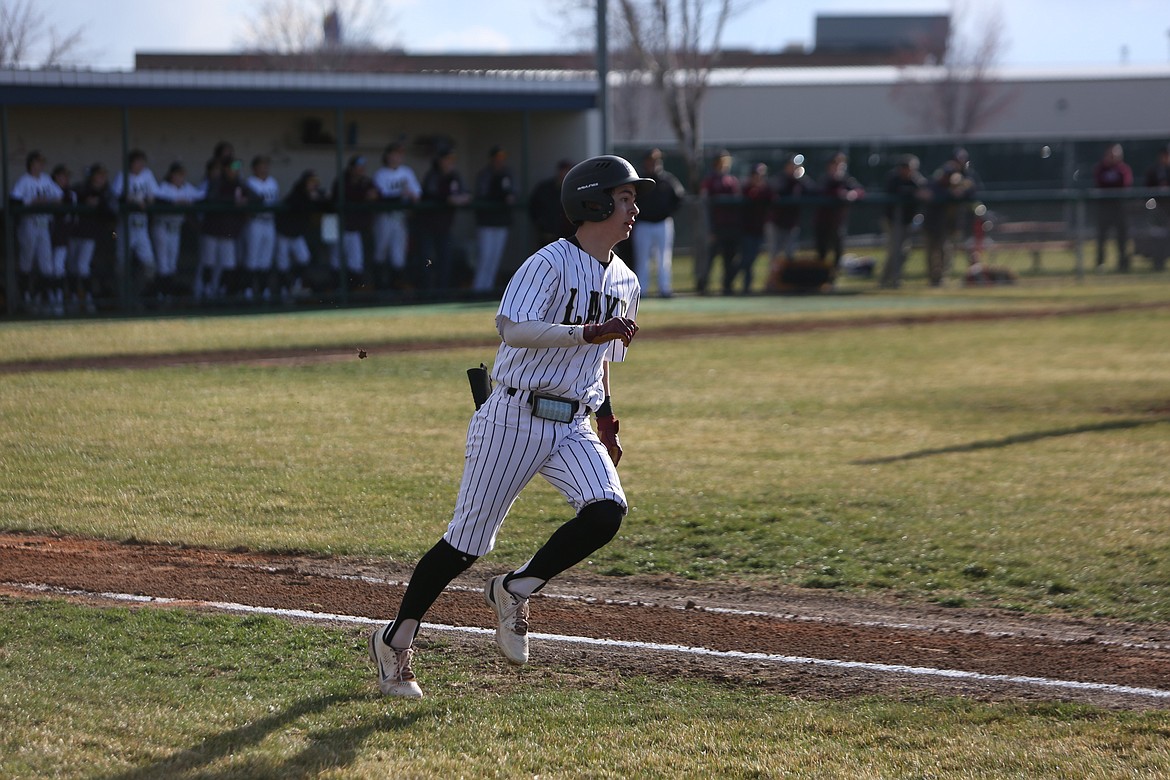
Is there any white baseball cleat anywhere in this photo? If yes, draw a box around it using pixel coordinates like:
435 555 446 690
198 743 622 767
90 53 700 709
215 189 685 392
368 626 424 699
484 574 530 665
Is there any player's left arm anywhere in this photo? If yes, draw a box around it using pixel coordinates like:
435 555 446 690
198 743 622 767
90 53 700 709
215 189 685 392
595 360 622 465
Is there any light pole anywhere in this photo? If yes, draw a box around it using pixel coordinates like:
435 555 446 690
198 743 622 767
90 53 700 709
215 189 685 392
597 0 610 153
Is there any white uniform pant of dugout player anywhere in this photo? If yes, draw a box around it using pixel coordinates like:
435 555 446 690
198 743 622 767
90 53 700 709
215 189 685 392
631 218 674 296
246 216 276 272
473 226 509 292
17 216 53 275
194 236 237 301
275 236 311 271
68 239 96 279
373 212 409 270
330 231 364 273
151 216 184 277
443 386 627 558
119 214 156 270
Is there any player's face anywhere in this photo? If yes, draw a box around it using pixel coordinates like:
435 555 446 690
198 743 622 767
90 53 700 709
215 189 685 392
607 184 640 239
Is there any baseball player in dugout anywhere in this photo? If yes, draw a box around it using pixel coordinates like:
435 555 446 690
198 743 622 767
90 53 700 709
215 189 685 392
369 155 653 698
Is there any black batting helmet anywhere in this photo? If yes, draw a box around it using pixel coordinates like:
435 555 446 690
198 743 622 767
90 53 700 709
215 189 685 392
561 155 654 224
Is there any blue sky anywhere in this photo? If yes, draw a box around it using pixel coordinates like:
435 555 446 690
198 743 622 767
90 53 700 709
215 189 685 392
43 0 1170 70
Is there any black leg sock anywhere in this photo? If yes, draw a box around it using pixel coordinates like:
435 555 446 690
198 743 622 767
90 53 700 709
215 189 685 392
505 500 624 590
385 539 478 645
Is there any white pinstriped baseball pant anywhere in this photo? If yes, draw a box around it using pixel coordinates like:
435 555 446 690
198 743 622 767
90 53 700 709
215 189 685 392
443 385 627 558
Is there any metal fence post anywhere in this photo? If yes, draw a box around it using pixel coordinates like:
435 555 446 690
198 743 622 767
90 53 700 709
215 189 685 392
118 106 131 312
1074 193 1086 282
335 106 348 305
2 104 14 318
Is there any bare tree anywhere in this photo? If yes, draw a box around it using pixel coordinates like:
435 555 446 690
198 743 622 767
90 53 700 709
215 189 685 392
892 0 1016 137
613 0 751 189
238 0 398 66
0 0 86 69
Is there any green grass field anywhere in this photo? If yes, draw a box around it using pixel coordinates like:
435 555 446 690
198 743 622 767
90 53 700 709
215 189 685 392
2 274 1169 778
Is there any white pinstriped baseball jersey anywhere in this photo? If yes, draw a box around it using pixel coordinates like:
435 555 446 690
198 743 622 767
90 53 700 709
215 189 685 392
442 237 640 557
373 164 422 201
491 237 640 410
245 175 281 208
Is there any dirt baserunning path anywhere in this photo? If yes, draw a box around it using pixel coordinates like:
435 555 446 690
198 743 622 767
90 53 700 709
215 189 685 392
3 532 1168 710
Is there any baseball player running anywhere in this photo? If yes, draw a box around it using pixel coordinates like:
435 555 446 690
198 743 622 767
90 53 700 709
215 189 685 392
369 155 653 698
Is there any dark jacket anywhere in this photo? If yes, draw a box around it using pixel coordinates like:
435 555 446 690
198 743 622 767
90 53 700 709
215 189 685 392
636 170 686 223
474 165 515 228
331 175 377 233
527 177 575 239
72 181 116 241
773 170 813 230
417 165 466 233
201 176 248 239
884 169 927 225
276 175 324 239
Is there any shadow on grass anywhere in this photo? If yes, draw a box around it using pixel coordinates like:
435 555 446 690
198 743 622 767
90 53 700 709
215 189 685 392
101 691 423 780
852 416 1169 465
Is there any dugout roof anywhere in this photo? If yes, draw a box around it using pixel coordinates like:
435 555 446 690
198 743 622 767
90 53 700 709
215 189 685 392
0 68 599 111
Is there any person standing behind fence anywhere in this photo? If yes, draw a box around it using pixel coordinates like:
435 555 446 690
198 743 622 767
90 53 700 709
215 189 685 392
472 145 516 294
153 162 203 302
1144 145 1170 270
736 163 774 294
631 148 686 298
330 155 379 290
880 155 928 289
416 147 471 292
10 150 63 312
372 141 422 290
1092 143 1133 272
698 150 742 295
812 152 864 271
243 155 280 301
1146 145 1170 189
111 149 158 286
195 158 247 302
275 169 325 300
70 163 115 313
923 159 976 287
44 164 75 316
771 154 812 264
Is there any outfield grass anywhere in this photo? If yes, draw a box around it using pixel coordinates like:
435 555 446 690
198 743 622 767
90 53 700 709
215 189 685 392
1 599 1167 780
2 278 1169 778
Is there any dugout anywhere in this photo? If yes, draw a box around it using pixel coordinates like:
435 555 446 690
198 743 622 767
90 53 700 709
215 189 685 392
0 69 602 317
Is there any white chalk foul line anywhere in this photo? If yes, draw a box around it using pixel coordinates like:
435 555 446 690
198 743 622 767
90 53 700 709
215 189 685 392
337 574 1170 651
7 581 1170 701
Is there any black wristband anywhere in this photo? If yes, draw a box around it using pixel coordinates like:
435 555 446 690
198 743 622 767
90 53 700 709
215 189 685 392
596 396 614 417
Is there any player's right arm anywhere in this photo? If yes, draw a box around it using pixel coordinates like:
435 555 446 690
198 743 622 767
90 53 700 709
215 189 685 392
497 317 637 349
